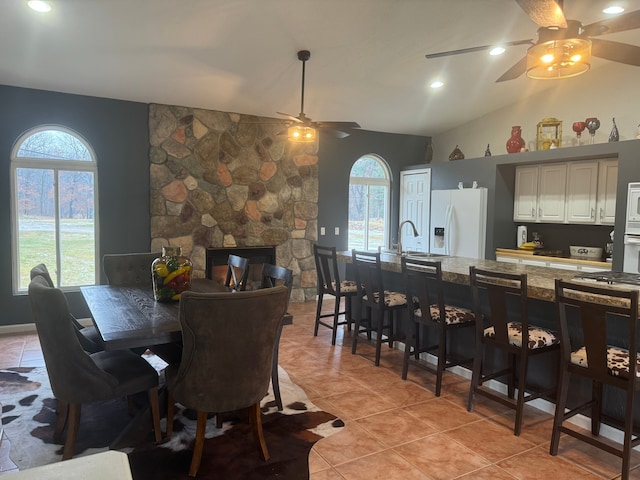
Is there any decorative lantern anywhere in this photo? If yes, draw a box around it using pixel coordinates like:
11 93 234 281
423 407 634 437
536 117 562 150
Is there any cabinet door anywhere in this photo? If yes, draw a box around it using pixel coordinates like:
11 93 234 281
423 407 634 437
566 161 598 223
538 164 567 222
514 166 539 221
597 159 618 225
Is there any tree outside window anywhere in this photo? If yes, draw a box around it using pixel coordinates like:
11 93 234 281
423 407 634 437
348 155 390 251
11 126 98 292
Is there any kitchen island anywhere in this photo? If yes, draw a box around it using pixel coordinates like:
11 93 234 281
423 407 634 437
338 250 639 425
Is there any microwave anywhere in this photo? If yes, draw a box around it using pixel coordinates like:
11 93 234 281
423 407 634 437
626 182 640 234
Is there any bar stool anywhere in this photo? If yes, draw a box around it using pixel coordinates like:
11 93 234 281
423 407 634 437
351 250 407 366
467 266 560 435
313 245 358 345
551 280 640 480
401 257 476 396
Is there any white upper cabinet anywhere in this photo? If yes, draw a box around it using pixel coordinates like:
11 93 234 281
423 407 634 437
537 163 567 223
514 159 618 225
513 166 539 222
566 161 598 223
596 159 618 225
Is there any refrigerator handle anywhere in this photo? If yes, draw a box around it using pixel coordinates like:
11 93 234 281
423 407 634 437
447 204 454 255
444 204 452 255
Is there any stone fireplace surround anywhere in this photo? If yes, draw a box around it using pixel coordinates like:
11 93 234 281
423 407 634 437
149 104 318 302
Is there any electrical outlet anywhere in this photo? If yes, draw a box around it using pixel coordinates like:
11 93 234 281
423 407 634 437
334 227 340 235
320 227 325 236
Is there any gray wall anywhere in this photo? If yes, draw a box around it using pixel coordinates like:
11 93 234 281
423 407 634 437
0 85 150 325
317 129 430 251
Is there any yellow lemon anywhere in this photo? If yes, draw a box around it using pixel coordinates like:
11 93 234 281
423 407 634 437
154 264 169 277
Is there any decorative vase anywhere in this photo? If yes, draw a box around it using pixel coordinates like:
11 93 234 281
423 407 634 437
448 145 465 161
152 246 192 302
506 126 525 153
608 117 619 142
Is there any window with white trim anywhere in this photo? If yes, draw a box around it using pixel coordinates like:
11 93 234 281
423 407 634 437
11 126 99 292
348 155 391 251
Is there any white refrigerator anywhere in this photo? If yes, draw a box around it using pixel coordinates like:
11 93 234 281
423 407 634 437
429 187 488 258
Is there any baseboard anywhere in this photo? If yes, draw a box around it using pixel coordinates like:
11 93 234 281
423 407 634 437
0 318 93 335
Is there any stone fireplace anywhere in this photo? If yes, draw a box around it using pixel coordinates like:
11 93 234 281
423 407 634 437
149 104 318 302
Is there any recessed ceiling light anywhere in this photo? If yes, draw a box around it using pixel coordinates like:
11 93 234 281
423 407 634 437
430 80 444 89
603 5 624 14
27 1 52 12
489 46 506 56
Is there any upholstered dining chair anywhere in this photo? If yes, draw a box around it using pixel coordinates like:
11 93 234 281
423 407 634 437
165 286 289 477
551 280 640 480
30 264 103 353
261 263 293 411
225 254 249 291
102 252 158 287
351 250 408 366
401 256 476 396
28 275 162 460
313 244 358 345
467 267 560 436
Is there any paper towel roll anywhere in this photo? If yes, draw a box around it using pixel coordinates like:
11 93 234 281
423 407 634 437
517 226 527 248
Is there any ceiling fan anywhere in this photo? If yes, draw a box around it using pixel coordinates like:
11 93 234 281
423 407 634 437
274 50 361 140
425 0 640 82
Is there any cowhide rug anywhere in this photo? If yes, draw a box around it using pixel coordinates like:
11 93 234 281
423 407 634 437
0 361 343 479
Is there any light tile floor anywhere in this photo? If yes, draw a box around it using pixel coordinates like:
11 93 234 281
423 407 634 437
0 299 637 479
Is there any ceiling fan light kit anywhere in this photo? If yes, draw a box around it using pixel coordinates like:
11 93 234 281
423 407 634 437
526 37 591 79
288 125 317 142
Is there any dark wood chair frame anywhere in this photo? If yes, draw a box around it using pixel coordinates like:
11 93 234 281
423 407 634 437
351 250 407 366
313 244 357 345
551 279 640 480
225 254 250 291
467 266 560 435
401 256 475 396
261 263 294 411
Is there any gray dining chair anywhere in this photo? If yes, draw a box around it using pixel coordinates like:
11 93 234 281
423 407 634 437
30 264 104 353
165 286 289 477
103 252 159 287
28 275 162 460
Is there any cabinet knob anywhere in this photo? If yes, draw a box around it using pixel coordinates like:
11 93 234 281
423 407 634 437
600 208 604 221
591 208 595 219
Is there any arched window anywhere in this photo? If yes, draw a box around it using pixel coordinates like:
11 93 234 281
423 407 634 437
348 155 391 251
10 126 99 292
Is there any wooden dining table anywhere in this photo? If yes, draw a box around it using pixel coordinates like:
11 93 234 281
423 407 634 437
80 279 293 410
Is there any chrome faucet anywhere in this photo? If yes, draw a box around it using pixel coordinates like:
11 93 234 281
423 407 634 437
397 220 419 255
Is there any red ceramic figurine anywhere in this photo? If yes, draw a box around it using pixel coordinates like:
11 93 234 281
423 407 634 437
506 126 525 153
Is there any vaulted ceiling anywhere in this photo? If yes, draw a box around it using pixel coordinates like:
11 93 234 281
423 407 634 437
2 0 638 137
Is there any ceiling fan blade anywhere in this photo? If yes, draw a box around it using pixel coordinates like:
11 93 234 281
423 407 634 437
583 10 640 37
426 39 532 59
515 0 567 28
591 38 640 66
277 112 303 123
323 129 352 139
495 55 528 82
314 121 361 129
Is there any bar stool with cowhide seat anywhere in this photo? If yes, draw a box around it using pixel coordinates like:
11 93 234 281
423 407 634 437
401 256 476 396
551 279 640 480
467 266 560 436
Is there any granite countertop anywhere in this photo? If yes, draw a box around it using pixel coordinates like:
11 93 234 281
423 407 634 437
337 251 634 303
